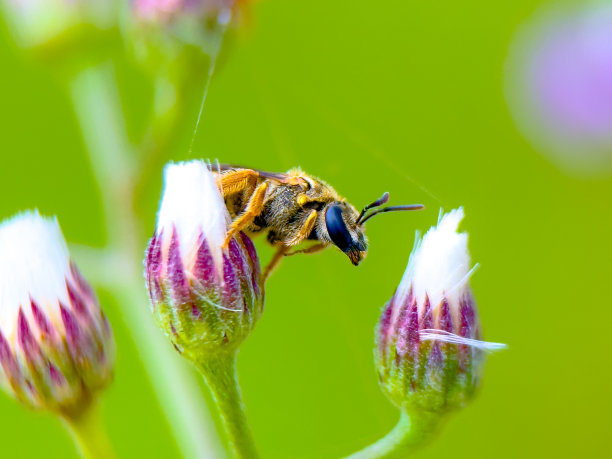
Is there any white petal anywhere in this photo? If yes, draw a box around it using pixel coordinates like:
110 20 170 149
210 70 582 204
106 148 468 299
157 160 230 266
0 211 70 339
397 208 471 313
419 329 507 351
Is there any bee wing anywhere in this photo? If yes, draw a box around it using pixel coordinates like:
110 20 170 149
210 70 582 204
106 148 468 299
214 163 305 186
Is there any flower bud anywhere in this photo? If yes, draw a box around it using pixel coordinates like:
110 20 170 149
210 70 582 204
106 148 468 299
376 208 504 415
128 1 244 116
145 161 264 362
0 212 115 415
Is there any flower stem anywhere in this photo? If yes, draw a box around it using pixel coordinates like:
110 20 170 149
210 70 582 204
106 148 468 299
345 411 439 459
61 401 115 459
69 63 223 458
197 352 259 459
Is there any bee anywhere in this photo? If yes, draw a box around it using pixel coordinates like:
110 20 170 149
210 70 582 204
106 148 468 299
211 164 423 279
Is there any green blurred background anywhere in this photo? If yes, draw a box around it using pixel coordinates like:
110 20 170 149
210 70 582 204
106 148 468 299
1 0 611 457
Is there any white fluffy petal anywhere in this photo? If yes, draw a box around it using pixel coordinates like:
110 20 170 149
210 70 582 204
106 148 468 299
157 160 230 266
0 211 70 339
419 329 507 351
397 208 471 312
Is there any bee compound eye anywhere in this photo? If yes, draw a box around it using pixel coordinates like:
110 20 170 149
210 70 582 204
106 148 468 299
325 205 352 252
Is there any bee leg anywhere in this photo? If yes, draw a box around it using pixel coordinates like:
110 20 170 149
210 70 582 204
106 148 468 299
263 245 289 281
223 182 269 247
286 210 318 246
217 169 259 195
265 209 323 278
285 243 328 256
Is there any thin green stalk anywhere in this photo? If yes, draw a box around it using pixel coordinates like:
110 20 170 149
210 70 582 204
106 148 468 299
69 63 223 459
197 353 259 459
61 401 115 459
346 411 439 459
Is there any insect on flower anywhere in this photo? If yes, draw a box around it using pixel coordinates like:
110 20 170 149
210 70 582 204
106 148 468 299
146 161 264 359
210 164 424 279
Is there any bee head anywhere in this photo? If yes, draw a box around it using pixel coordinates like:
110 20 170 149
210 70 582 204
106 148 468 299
324 203 368 266
324 193 424 266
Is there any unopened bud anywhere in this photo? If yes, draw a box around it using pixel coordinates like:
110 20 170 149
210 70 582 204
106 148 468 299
376 208 505 415
0 212 115 415
145 160 264 362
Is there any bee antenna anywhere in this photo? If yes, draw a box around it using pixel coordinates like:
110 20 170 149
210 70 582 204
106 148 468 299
357 192 390 224
358 204 424 225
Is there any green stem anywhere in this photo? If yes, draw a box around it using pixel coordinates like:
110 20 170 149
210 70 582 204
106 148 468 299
69 63 223 459
197 353 259 459
61 401 115 459
345 411 439 459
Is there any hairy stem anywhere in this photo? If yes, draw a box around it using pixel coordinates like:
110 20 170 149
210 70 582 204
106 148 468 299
69 63 223 459
197 353 259 459
61 401 115 459
345 411 439 459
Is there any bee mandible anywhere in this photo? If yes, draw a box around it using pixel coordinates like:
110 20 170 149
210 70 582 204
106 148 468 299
211 164 423 280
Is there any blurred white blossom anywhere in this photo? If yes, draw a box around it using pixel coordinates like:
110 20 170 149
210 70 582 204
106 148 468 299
0 212 114 413
1 0 116 49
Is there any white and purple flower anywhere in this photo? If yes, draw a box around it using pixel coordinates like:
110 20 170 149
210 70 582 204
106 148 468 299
376 209 504 413
0 212 114 413
145 161 264 362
